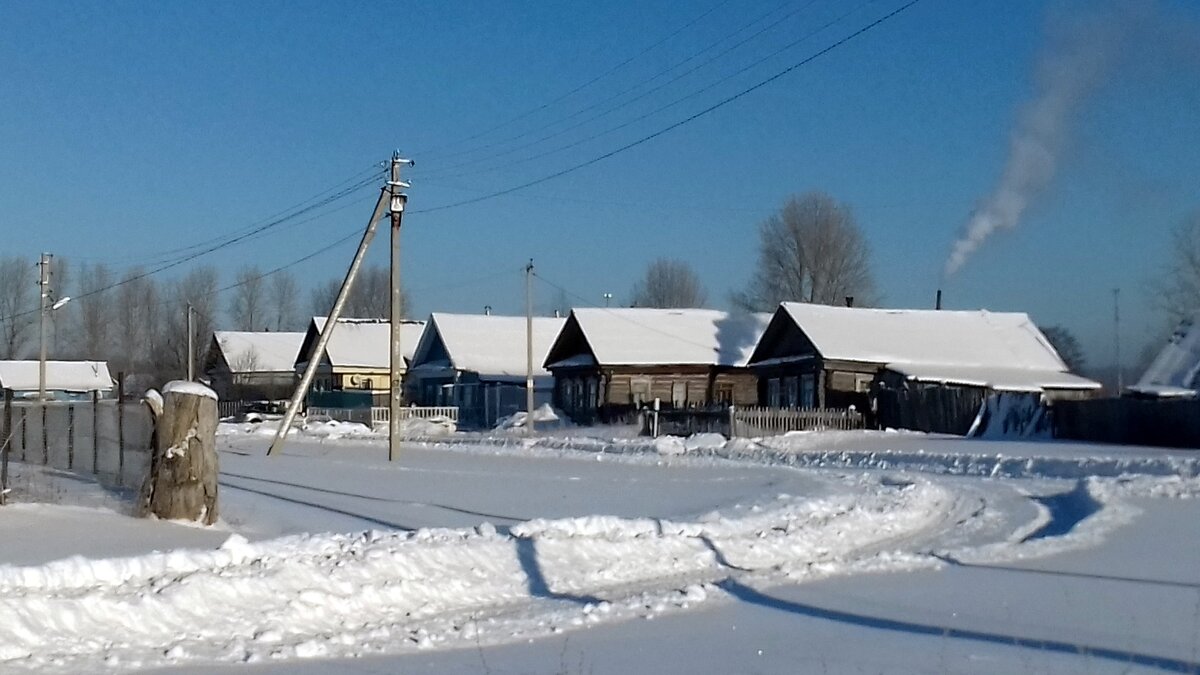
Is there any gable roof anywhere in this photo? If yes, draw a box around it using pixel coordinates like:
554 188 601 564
0 360 113 392
767 303 1069 370
546 308 771 368
1131 315 1200 396
212 331 305 373
411 313 566 378
297 317 427 370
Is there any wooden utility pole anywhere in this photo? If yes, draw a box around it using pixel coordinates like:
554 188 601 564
268 157 404 457
186 303 195 381
1113 288 1123 392
388 152 413 462
37 253 51 402
525 259 535 435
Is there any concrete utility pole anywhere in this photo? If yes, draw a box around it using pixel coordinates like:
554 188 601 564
268 159 400 458
388 152 413 462
37 253 51 402
525 259 535 435
186 303 195 381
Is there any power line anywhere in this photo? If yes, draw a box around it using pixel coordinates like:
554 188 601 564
412 0 919 214
420 0 811 177
413 0 734 159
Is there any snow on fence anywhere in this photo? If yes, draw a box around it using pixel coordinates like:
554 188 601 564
730 406 865 438
307 406 459 427
1 397 155 504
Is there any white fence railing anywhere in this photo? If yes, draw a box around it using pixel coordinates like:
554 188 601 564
307 406 459 427
730 406 865 437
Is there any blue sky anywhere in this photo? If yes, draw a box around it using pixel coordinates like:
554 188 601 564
1 0 1198 375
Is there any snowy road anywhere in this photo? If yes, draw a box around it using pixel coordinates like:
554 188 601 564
0 430 1197 673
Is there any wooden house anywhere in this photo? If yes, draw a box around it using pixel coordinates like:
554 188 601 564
0 360 114 401
543 308 771 424
747 303 1101 418
407 313 566 428
294 316 426 407
203 331 305 401
1126 314 1200 399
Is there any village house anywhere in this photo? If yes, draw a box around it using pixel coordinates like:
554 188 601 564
1126 313 1200 399
202 330 306 401
543 308 771 424
294 316 426 407
747 303 1100 420
406 312 566 428
0 360 114 401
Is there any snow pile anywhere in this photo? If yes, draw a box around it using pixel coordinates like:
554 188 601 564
0 481 952 672
968 393 1052 439
386 416 457 437
162 380 217 401
495 403 570 431
302 419 375 440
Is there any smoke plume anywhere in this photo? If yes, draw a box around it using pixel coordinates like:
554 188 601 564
944 5 1129 277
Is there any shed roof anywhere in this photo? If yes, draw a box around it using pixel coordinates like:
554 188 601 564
412 313 566 378
887 364 1101 392
0 360 113 392
774 303 1069 371
548 308 771 368
1134 315 1200 394
212 331 305 373
299 317 426 370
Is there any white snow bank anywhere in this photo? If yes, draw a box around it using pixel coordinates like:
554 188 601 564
162 380 217 401
0 480 952 672
496 403 570 430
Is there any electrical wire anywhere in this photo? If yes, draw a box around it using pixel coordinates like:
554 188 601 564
419 0 811 176
410 0 919 214
412 0 734 158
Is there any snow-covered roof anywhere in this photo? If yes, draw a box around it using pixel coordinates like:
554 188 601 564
213 331 305 373
0 360 113 392
551 308 771 368
1134 315 1200 394
887 364 1102 392
776 303 1070 371
412 313 566 378
302 317 426 370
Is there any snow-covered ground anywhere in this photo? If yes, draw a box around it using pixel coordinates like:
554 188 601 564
1 425 1197 673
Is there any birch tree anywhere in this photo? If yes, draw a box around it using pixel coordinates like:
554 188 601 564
0 255 34 359
229 265 266 331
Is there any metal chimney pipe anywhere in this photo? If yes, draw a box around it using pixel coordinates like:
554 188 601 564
844 296 854 308
935 289 943 310
484 305 492 316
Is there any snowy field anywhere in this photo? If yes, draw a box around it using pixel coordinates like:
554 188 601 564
0 423 1198 673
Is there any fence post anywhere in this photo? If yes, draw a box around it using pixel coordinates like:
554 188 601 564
92 390 99 475
117 372 125 486
67 404 75 470
2 390 11 506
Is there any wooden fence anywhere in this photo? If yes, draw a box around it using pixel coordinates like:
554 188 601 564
730 406 865 437
1 396 155 503
1052 397 1200 449
875 386 989 435
307 406 459 428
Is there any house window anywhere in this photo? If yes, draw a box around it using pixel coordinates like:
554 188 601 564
671 381 687 408
767 378 781 408
587 378 598 409
360 378 373 390
716 383 735 404
630 377 652 406
800 374 815 409
783 376 798 408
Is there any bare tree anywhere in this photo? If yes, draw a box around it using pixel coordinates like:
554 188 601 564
155 266 219 380
1155 212 1200 325
229 265 266 331
112 268 160 379
0 255 35 359
630 258 707 308
309 264 408 319
269 270 300 331
732 192 877 311
71 262 113 360
1040 324 1087 372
